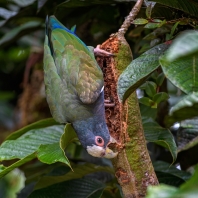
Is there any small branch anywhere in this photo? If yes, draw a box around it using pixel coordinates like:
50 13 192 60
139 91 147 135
118 0 144 36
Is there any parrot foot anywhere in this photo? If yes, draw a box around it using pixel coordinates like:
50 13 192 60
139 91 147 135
104 99 115 107
94 45 114 57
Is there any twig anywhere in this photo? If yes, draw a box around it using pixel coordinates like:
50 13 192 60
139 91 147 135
118 0 144 36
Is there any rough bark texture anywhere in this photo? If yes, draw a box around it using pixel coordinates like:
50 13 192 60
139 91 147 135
97 33 158 197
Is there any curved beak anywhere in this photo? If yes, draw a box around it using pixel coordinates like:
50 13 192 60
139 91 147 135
104 147 118 158
103 136 118 158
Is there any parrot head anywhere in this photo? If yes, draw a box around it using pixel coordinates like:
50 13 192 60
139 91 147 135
72 116 117 159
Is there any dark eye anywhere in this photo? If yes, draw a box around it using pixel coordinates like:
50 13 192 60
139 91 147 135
95 136 104 147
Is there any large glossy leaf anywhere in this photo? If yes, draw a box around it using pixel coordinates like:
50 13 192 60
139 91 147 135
160 54 198 94
0 125 64 160
29 178 105 198
36 124 78 168
154 0 198 18
0 153 36 178
6 118 59 140
165 31 198 61
0 123 78 177
34 163 114 190
153 161 191 186
143 117 177 162
61 124 78 149
146 165 198 198
118 43 169 103
37 143 71 168
168 92 198 124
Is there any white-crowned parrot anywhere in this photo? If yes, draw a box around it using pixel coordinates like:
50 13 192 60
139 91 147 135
43 16 117 158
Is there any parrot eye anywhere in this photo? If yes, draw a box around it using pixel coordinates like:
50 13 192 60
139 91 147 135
95 136 104 147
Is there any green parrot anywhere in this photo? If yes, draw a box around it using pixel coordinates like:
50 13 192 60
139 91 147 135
43 16 117 158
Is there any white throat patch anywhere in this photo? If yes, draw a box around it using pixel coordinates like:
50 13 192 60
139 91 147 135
87 145 105 158
87 145 118 158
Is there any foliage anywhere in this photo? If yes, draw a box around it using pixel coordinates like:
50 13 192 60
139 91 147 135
0 0 198 197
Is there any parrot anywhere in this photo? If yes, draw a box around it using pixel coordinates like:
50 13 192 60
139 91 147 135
43 15 117 158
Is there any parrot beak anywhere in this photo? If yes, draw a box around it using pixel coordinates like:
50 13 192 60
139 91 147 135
103 135 118 158
86 136 118 158
103 147 118 158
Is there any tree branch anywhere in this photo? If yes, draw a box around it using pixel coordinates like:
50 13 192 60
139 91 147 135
118 0 144 36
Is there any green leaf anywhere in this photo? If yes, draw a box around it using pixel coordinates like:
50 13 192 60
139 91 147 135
34 163 114 190
9 0 36 7
178 136 198 153
143 117 177 162
118 43 169 102
30 178 105 198
144 22 161 29
133 18 148 25
37 143 71 167
158 19 166 27
180 165 198 192
168 21 180 40
165 31 198 61
153 161 191 185
140 105 157 119
145 81 157 97
0 21 42 47
177 118 198 151
0 8 17 20
145 2 156 18
146 165 198 198
160 54 198 94
146 184 177 198
153 92 169 104
0 125 64 160
6 118 59 140
143 26 170 40
52 123 78 168
167 92 198 125
0 153 36 178
154 0 198 18
156 72 165 86
155 172 186 187
61 123 78 150
139 97 155 107
144 20 166 29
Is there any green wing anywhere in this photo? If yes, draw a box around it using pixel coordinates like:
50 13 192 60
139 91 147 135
43 18 104 123
51 28 103 104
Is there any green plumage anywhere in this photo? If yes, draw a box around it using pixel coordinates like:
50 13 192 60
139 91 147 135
44 17 103 123
43 16 117 158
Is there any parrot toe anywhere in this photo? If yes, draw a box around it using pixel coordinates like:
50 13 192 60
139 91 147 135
94 45 114 57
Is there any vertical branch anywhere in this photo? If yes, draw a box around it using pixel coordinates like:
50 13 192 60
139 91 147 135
97 0 159 197
118 0 144 36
